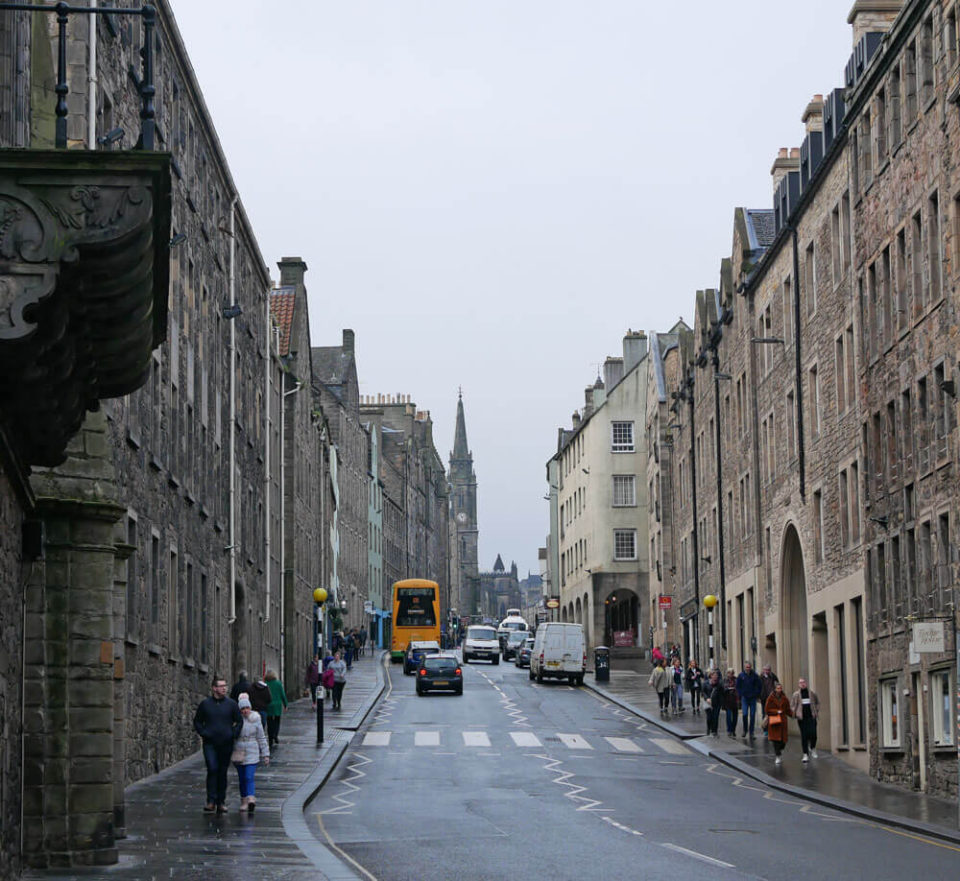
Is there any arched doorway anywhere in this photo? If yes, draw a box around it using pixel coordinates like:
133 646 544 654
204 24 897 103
603 590 639 647
583 593 590 654
561 606 568 623
780 524 808 695
575 597 582 624
231 580 247 679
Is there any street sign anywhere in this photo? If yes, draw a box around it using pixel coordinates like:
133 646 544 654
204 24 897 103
913 622 945 653
658 595 673 610
546 597 560 609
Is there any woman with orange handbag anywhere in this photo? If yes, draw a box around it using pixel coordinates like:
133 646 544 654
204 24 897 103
764 682 793 765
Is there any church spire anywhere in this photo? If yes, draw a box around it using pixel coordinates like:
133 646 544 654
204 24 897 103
453 389 470 459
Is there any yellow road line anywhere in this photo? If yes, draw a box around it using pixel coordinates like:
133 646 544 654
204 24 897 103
316 814 379 881
875 824 960 853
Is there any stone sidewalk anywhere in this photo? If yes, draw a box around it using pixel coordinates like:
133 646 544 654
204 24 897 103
586 664 960 844
27 651 385 881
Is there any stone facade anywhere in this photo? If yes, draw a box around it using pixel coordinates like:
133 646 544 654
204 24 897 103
648 0 959 799
449 394 480 620
312 332 370 631
547 332 651 657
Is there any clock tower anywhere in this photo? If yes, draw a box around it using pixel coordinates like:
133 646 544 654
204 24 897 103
449 390 480 618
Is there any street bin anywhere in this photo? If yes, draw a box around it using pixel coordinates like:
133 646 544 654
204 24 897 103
594 646 610 683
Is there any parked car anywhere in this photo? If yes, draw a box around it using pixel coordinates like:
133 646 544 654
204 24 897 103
463 625 500 664
529 622 586 685
403 640 441 675
416 652 463 695
502 630 527 661
514 637 535 668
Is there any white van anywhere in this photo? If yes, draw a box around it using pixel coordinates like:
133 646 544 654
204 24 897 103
463 624 500 665
529 623 586 685
496 613 528 652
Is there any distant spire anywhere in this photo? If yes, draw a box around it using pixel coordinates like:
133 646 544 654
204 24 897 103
453 390 469 459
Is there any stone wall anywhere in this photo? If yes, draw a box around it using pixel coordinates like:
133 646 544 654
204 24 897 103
0 455 24 881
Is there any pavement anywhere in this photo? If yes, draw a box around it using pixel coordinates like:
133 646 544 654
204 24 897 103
584 660 960 845
26 649 385 881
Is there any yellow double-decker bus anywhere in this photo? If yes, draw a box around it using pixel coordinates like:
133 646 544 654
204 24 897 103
390 579 440 661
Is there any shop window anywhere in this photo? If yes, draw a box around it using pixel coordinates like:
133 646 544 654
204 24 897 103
880 678 901 747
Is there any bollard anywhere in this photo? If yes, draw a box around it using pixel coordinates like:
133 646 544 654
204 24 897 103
594 646 610 683
316 693 324 746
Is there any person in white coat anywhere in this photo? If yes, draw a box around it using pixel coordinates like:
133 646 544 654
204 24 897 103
233 694 269 812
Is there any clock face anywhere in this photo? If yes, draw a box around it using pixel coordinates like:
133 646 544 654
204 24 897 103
456 513 467 524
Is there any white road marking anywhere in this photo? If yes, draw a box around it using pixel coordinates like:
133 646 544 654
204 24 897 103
602 816 644 837
605 736 643 753
361 731 391 747
510 731 542 748
649 737 690 755
661 843 734 868
556 733 593 750
415 730 440 747
463 731 491 747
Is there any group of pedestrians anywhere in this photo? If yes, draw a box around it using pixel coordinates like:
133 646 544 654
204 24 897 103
331 628 367 667
650 654 822 766
647 656 704 715
193 666 291 814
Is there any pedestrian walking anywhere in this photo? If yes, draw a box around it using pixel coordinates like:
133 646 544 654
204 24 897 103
344 631 354 669
306 654 321 708
229 669 252 702
193 675 242 815
758 664 780 735
685 659 704 714
764 682 793 764
704 670 723 736
736 661 762 738
651 645 665 669
670 658 685 714
321 661 335 700
790 677 821 763
647 658 670 713
330 650 348 710
722 668 740 736
263 669 288 748
232 694 269 813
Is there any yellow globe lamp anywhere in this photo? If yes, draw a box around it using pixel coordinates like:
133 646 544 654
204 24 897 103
703 594 718 610
313 587 328 605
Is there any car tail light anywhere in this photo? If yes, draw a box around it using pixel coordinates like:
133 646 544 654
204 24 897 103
419 668 426 676
455 668 462 676
583 653 587 667
539 652 544 665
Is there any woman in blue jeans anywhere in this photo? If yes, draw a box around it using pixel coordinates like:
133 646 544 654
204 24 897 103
233 695 269 812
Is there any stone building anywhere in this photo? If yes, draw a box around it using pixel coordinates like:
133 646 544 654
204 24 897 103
650 0 959 799
546 331 651 657
270 258 329 686
478 555 522 619
449 393 480 620
312 330 370 632
361 395 452 633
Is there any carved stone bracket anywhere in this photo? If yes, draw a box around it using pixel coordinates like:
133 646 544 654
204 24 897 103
0 150 171 467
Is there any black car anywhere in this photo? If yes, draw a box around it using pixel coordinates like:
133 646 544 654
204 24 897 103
403 640 441 675
502 630 527 661
416 652 463 695
514 636 535 668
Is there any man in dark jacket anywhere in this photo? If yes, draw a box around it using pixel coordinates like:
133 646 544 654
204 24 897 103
229 669 252 702
736 662 763 738
193 675 242 814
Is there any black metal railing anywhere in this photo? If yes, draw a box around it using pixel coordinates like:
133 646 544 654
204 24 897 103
0 2 155 150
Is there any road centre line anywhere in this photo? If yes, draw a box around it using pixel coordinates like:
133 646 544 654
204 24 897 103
661 842 734 868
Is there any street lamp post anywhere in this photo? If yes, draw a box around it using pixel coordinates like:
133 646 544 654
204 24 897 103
703 594 718 672
313 587 328 746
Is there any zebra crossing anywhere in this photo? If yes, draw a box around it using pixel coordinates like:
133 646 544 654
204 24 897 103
360 728 691 755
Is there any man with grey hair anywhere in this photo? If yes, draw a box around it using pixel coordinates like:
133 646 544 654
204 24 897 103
758 663 780 736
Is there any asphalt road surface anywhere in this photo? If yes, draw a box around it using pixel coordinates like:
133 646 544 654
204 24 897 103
307 654 960 881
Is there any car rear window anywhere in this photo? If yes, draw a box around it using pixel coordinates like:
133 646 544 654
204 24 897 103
424 657 458 672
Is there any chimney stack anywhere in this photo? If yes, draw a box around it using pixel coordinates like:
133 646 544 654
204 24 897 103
342 328 355 355
802 94 824 133
848 1 903 44
623 330 648 374
603 356 625 390
771 147 800 193
572 411 581 430
277 256 308 287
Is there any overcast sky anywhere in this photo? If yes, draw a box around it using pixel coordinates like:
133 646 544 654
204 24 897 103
170 1 854 578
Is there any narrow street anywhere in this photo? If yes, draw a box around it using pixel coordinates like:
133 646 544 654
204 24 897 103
307 656 960 881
